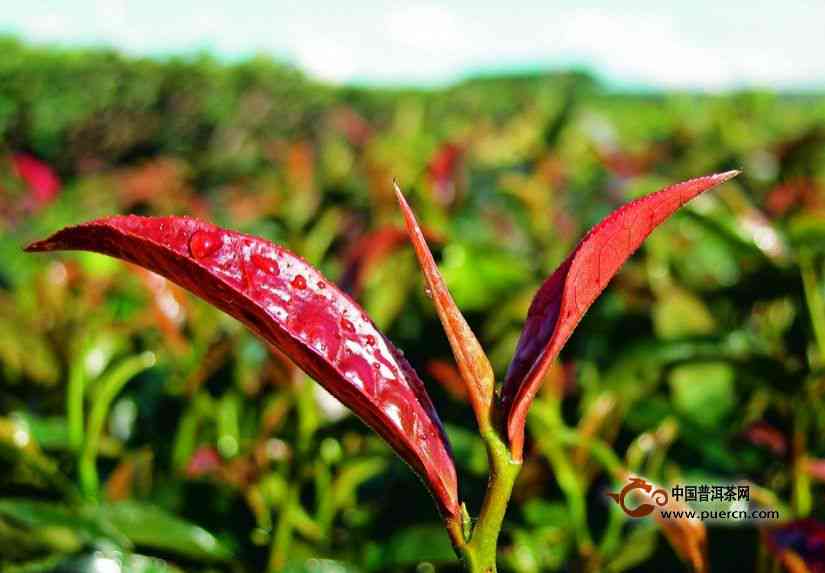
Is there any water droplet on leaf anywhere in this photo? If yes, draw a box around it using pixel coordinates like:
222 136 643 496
189 230 221 259
251 253 279 276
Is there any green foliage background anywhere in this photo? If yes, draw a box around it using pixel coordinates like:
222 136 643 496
2 36 825 572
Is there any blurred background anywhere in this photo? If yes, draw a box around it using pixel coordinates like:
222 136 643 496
2 2 825 572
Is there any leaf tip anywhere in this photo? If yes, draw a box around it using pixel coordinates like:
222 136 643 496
393 179 422 240
23 237 56 253
715 169 741 183
392 177 408 208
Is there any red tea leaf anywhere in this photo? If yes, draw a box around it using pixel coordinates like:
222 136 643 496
25 215 458 516
502 171 740 458
12 153 61 206
428 142 464 207
395 183 495 429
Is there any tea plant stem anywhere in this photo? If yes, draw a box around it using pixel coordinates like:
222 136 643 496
171 393 212 472
267 376 318 570
553 427 627 558
529 401 594 554
79 352 156 499
792 403 812 517
269 485 298 572
457 427 521 573
68 333 97 453
556 427 624 480
67 360 85 452
800 249 825 366
314 458 334 541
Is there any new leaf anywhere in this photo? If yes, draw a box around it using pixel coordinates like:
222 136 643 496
26 215 459 516
502 171 740 459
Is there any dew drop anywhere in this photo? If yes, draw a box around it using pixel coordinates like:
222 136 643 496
317 281 327 289
341 318 355 333
424 287 433 299
251 253 279 276
365 335 376 346
291 275 307 289
189 230 221 259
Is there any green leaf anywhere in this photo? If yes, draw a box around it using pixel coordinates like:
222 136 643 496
653 287 716 339
282 557 361 573
12 413 70 451
444 424 488 476
606 525 659 572
373 524 457 569
505 526 570 572
440 243 530 311
669 361 735 429
0 499 130 548
522 499 569 528
24 551 184 573
101 501 232 561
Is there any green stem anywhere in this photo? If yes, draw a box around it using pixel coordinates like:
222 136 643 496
453 428 521 573
266 375 318 570
556 427 624 481
67 359 86 452
79 352 156 499
555 428 625 558
792 402 811 517
268 485 298 572
171 393 212 472
529 402 593 553
314 459 334 539
800 249 825 366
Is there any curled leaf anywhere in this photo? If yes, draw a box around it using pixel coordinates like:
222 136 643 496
502 171 740 458
395 182 495 430
25 215 458 516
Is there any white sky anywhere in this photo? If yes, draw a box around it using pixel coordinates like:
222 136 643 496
3 1 825 90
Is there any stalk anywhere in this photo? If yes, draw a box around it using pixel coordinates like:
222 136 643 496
79 351 156 499
67 359 86 452
268 486 298 572
529 401 594 555
448 426 522 573
800 249 825 366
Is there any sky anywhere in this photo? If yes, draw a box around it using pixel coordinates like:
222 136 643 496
3 1 825 91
